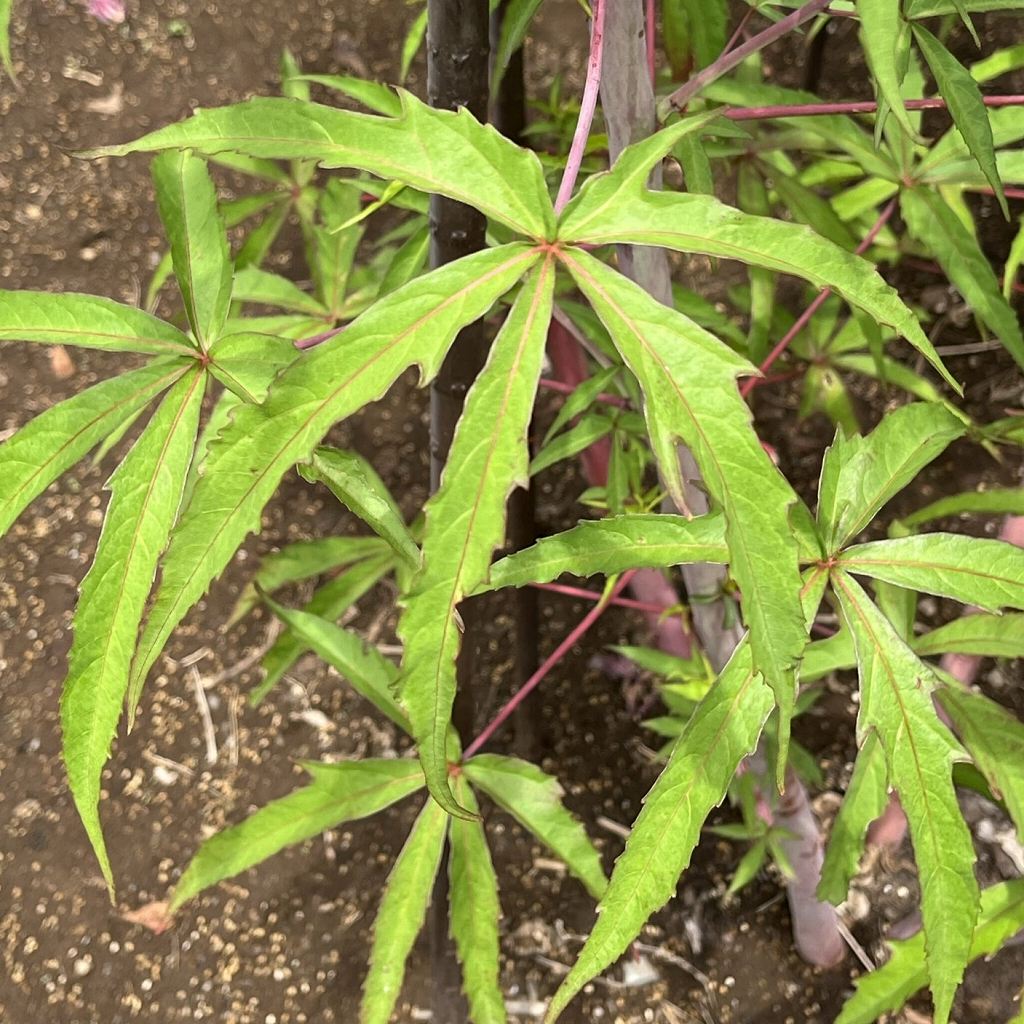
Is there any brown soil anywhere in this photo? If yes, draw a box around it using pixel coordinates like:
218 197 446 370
2 3 1024 1024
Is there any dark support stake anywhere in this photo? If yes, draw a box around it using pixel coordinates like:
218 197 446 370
491 0 538 758
426 3 490 1020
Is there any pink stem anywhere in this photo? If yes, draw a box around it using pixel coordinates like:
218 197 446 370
539 376 629 408
905 255 1024 296
531 580 680 618
294 324 345 350
464 570 636 758
554 0 607 214
724 93 1024 121
740 196 897 398
723 5 757 55
662 0 832 114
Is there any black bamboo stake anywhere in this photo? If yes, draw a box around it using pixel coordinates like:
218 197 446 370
426 3 490 1019
490 0 539 759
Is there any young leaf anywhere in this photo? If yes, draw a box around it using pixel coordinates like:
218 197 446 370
530 413 613 476
912 24 1008 218
170 760 424 911
799 630 856 683
0 291 198 356
832 570 978 1024
0 0 13 80
558 194 958 391
299 446 420 569
448 779 506 1024
400 8 427 83
492 0 543 95
0 360 187 536
294 73 402 117
480 513 728 591
398 259 555 817
858 0 915 139
90 92 555 239
562 249 805 763
126 244 538 709
938 685 1024 834
835 879 1024 1024
839 533 1024 611
902 187 1024 370
898 487 1024 531
151 150 233 348
817 403 965 549
464 754 607 900
207 331 299 404
260 595 408 730
914 612 1024 658
543 365 621 444
1005 215 1024 302
61 367 205 894
231 266 328 316
230 535 386 625
361 798 448 1024
545 637 775 1022
817 730 889 904
253 553 393 705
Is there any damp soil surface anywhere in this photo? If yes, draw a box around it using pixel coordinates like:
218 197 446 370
2 3 1024 1023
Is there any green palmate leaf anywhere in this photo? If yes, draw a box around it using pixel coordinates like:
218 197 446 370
558 188 957 391
770 170 858 251
208 331 300 403
61 367 205 894
911 25 1007 218
126 243 537 710
938 685 1024 833
492 0 543 94
398 259 555 817
858 0 915 139
562 249 805 765
170 759 424 911
902 187 1024 370
380 223 430 296
818 730 889 904
554 109 726 241
0 292 198 356
449 779 506 1024
464 754 607 900
835 879 1024 1024
839 533 1024 611
300 446 420 570
151 150 233 348
545 636 775 1021
231 266 328 316
915 612 1024 658
230 535 387 625
400 8 427 83
253 553 393 705
361 798 448 1024
832 571 978 1024
261 595 408 730
91 93 554 239
0 360 187 536
898 487 1024 530
817 403 966 549
481 513 728 591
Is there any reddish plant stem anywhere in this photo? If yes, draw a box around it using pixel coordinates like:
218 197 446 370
531 580 681 618
661 0 832 115
463 570 636 758
740 196 897 398
724 93 1024 121
972 184 1024 201
554 0 606 214
294 324 345 350
539 376 629 407
723 5 758 55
